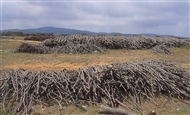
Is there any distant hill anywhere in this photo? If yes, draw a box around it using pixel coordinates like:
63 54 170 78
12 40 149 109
0 27 188 38
0 27 97 36
0 27 159 36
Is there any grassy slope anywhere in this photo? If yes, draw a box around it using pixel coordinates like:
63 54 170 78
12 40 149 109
0 36 190 115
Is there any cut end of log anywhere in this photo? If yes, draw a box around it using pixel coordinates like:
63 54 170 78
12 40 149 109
148 110 156 115
141 110 156 115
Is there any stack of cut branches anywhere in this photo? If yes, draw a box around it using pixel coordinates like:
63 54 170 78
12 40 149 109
24 33 54 41
0 60 189 114
43 34 90 47
43 34 190 49
15 34 190 54
14 43 53 54
53 43 105 54
151 45 172 54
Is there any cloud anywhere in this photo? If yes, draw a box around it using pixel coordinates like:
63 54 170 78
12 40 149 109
1 0 189 37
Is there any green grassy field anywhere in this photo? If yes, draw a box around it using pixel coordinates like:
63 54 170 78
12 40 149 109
0 36 190 115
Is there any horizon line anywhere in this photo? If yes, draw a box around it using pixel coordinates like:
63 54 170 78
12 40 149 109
0 26 189 38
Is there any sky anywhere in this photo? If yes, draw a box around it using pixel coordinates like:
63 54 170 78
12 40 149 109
0 0 189 37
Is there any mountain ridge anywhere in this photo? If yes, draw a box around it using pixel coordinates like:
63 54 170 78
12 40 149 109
0 26 188 38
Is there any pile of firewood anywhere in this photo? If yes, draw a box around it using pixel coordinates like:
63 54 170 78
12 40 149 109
24 33 54 41
53 43 105 54
15 34 190 54
0 60 189 114
151 45 172 54
43 34 190 50
14 43 104 54
14 43 53 54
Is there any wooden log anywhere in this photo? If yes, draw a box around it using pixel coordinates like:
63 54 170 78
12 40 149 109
98 105 136 115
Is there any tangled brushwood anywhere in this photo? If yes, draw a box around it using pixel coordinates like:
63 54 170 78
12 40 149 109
15 34 190 54
0 60 190 114
14 43 53 54
151 45 172 54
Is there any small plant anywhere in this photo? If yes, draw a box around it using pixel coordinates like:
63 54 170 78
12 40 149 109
85 62 89 66
46 99 57 106
46 111 53 115
52 52 57 57
180 45 190 49
33 112 41 115
0 111 6 115
0 110 10 115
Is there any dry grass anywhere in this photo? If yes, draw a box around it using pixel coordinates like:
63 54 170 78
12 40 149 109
1 36 189 71
0 35 24 40
0 36 190 115
6 97 187 115
1 47 190 71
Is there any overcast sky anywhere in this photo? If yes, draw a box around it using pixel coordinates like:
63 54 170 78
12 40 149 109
1 0 189 37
